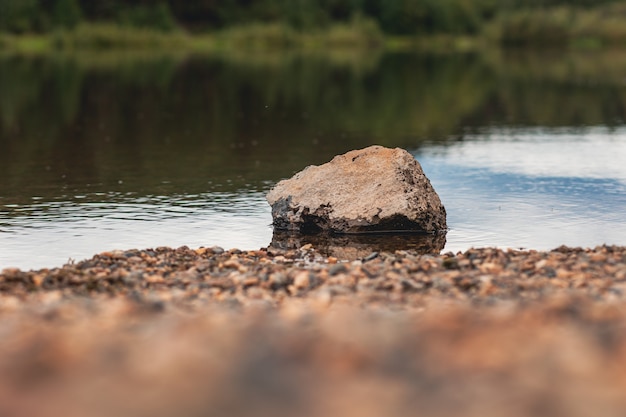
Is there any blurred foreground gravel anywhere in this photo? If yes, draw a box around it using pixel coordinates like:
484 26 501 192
2 244 626 417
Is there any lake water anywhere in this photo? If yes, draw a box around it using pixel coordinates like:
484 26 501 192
1 50 626 270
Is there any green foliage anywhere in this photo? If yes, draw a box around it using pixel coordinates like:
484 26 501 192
488 4 626 47
0 0 82 33
218 23 300 49
2 0 626 48
495 9 570 46
77 0 118 21
52 24 188 49
0 0 40 33
573 3 626 45
499 0 619 9
53 0 83 29
216 16 383 50
117 2 178 32
361 0 497 35
319 15 383 47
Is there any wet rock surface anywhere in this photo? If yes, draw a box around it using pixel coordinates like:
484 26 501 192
266 145 447 234
2 244 626 416
270 229 446 259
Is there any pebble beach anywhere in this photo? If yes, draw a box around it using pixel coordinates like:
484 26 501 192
2 244 626 417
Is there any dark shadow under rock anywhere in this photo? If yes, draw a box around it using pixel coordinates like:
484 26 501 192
270 230 447 260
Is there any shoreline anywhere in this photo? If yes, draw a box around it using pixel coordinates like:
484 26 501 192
2 244 626 416
2 19 625 56
3 243 625 303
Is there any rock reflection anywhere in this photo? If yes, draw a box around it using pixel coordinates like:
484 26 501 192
270 230 446 260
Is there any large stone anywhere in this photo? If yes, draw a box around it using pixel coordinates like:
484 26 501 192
266 145 447 234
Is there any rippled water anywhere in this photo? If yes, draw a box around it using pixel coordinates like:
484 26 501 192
418 127 626 253
1 192 272 269
1 51 626 269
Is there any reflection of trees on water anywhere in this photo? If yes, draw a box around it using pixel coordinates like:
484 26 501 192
0 50 625 200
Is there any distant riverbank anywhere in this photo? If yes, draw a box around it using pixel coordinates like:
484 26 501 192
1 21 468 55
2 4 626 56
1 21 385 55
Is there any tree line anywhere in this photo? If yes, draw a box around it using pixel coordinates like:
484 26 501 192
1 0 622 35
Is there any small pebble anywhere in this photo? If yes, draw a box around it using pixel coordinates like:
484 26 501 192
293 271 311 289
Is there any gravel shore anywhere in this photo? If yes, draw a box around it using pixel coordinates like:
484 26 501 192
2 244 626 417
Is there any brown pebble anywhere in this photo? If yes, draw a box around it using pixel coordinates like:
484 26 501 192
1 267 21 276
269 273 288 288
145 275 165 284
243 277 260 287
31 274 45 287
590 253 607 262
293 271 311 290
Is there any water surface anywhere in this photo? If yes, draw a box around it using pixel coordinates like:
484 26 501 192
418 127 626 252
1 50 625 269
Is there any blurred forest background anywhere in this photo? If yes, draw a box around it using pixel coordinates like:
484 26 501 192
2 0 626 48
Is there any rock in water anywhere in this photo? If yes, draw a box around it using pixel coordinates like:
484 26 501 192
266 145 446 234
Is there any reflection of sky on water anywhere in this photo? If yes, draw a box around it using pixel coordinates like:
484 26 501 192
415 127 626 252
1 193 273 270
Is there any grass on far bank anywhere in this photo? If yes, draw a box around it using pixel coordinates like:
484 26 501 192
0 18 385 55
2 3 626 56
485 3 626 48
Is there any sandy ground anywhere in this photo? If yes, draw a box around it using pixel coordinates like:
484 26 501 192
1 244 626 417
